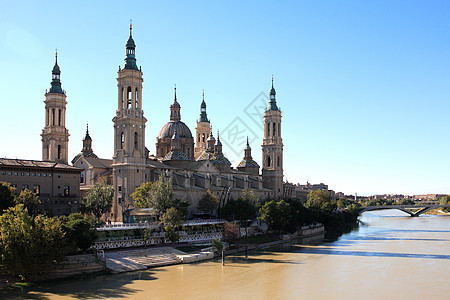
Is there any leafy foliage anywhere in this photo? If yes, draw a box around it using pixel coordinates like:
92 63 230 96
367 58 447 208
63 215 97 253
132 175 174 217
83 181 114 221
222 222 239 245
0 204 68 276
164 225 180 245
160 207 185 228
220 199 256 222
15 189 41 216
0 182 16 214
197 190 219 215
212 238 223 252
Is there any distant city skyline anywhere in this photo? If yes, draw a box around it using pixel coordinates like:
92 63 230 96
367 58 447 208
0 0 449 196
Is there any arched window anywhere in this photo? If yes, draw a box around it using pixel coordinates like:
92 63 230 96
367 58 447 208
46 145 50 159
202 133 205 143
198 134 200 143
121 87 125 108
187 148 190 157
267 122 270 136
120 132 125 149
127 87 132 109
277 156 280 167
135 88 138 109
134 132 138 149
273 123 276 136
57 145 61 160
58 109 62 126
278 123 281 137
267 156 271 168
52 109 55 126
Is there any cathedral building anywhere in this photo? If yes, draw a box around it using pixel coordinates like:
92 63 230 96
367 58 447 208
67 24 284 221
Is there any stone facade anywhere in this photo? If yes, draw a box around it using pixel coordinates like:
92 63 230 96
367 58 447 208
0 158 81 216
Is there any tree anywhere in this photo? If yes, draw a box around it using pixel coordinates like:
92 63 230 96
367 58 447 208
83 181 114 222
220 199 256 223
241 189 260 207
197 190 219 215
63 216 97 253
164 225 180 246
0 204 68 276
212 238 223 252
160 207 185 228
222 222 239 245
258 200 292 232
132 175 174 217
15 189 41 216
0 182 16 214
305 189 333 211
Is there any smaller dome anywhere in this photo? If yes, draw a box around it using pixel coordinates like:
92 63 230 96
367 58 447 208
71 152 98 164
196 151 215 161
212 155 231 165
237 159 259 168
52 63 61 75
163 150 189 161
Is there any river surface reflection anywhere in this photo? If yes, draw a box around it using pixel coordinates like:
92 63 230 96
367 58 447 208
3 210 450 299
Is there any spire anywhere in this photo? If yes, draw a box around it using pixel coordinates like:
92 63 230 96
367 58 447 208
244 136 252 160
267 75 279 111
49 50 63 94
170 85 181 121
199 90 209 122
214 130 223 154
124 21 138 70
82 123 93 154
206 127 215 152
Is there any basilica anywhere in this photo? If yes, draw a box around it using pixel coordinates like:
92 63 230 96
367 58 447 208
45 25 284 222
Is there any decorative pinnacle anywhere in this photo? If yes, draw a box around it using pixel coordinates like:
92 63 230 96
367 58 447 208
129 19 132 35
174 84 177 101
86 122 89 134
271 74 274 88
202 89 204 100
247 136 249 146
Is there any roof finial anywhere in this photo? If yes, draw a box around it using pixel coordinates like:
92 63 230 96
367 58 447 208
271 74 274 88
217 130 220 140
129 19 133 36
86 122 89 134
174 84 177 101
202 89 205 101
247 136 249 146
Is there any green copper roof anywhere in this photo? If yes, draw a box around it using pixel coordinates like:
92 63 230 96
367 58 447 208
199 93 209 122
49 53 64 94
123 25 138 70
267 78 280 111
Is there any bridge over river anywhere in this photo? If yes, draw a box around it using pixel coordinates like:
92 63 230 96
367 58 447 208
360 204 450 217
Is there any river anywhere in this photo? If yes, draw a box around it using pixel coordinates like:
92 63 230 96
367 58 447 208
2 210 450 299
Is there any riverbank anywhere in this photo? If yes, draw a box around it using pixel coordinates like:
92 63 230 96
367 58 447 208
0 225 327 289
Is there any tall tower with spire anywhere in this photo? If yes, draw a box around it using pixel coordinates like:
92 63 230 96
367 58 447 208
41 51 70 164
194 91 211 159
261 77 283 199
111 23 147 221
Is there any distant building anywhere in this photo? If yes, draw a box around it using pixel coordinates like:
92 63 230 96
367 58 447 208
0 158 81 216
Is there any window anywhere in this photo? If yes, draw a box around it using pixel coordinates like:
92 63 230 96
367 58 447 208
52 108 55 126
63 185 69 196
14 172 18 176
1 171 5 175
26 173 30 176
58 109 62 126
127 86 132 109
21 173 24 176
33 185 40 194
22 185 29 191
38 173 41 177
43 173 47 177
267 122 270 136
80 172 84 183
58 145 61 160
267 156 271 168
277 156 280 167
118 197 122 204
202 133 205 143
135 88 138 109
198 135 200 143
32 173 36 176
120 133 125 149
7 172 11 175
47 145 50 160
273 123 276 136
118 186 122 192
134 132 138 149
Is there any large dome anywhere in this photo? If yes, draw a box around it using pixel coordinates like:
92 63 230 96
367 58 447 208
158 121 193 139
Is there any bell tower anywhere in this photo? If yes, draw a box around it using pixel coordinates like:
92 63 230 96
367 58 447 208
41 51 70 164
194 91 211 159
112 23 147 221
261 77 283 199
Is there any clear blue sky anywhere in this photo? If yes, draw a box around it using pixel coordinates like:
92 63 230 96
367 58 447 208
1 0 449 196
